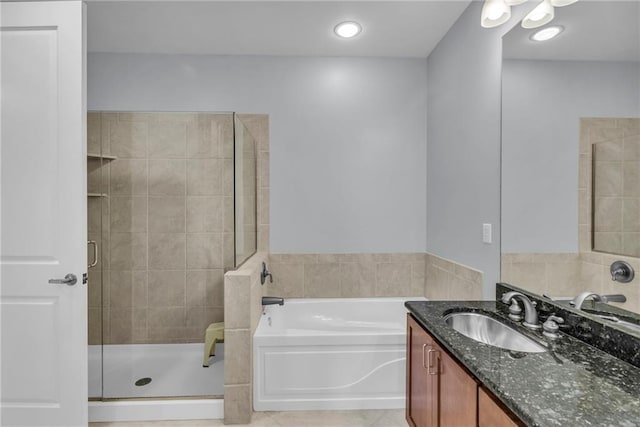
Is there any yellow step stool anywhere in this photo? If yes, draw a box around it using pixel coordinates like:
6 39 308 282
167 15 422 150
203 322 224 367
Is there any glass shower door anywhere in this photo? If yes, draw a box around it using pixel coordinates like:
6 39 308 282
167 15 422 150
87 112 111 400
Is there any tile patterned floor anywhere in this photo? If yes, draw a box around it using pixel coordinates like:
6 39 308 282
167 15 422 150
90 409 407 427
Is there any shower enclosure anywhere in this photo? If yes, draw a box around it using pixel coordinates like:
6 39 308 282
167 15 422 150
86 112 257 401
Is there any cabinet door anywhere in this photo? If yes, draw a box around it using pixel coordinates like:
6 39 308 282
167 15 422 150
479 387 523 427
407 315 437 427
434 340 478 427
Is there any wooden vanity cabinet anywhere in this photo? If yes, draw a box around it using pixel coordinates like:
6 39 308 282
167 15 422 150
406 314 523 427
478 387 524 427
406 313 437 426
406 314 477 427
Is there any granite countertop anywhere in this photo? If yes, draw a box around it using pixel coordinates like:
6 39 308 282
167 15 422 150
405 300 640 427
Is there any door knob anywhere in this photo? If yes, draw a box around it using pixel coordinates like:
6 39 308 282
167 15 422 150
48 273 78 286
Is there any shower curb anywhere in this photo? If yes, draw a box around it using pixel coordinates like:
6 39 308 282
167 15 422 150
89 399 224 422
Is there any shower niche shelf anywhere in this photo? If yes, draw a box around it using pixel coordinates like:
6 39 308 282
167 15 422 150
88 193 109 197
87 153 117 161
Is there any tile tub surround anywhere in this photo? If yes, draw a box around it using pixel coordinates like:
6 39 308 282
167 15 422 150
267 252 482 300
424 252 483 300
500 253 582 297
405 299 640 427
501 252 640 314
88 112 235 345
223 252 267 425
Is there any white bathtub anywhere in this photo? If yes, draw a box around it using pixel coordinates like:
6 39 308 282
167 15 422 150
253 297 426 411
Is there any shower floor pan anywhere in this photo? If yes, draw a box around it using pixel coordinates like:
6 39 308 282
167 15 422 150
89 343 224 399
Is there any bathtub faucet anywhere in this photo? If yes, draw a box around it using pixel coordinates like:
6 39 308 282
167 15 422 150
262 296 284 306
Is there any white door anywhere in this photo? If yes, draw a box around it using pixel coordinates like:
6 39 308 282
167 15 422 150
0 1 87 426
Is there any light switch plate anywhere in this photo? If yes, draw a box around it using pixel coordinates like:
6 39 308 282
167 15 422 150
482 223 492 244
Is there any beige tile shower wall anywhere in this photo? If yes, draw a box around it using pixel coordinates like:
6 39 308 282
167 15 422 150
223 252 267 425
267 253 426 298
88 112 235 345
424 253 483 300
581 118 640 255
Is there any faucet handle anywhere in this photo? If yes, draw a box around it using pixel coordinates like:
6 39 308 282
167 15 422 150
260 262 273 285
601 294 627 304
500 292 512 304
610 260 634 283
543 315 564 339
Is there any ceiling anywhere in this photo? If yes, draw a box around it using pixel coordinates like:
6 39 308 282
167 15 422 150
86 1 471 58
503 1 640 62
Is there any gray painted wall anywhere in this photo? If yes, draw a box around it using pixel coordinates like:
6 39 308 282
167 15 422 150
88 53 427 253
502 59 640 253
426 2 528 299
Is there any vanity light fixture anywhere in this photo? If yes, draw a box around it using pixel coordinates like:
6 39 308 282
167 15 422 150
334 21 362 39
481 0 578 29
550 0 579 6
522 0 555 29
481 0 511 28
530 25 564 41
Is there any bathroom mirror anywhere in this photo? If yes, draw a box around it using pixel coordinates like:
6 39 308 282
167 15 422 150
500 1 640 327
592 136 640 257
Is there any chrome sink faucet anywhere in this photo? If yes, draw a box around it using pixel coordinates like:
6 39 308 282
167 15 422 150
570 292 626 310
501 291 541 330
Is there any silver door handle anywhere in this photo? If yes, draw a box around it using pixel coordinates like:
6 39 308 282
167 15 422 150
427 349 439 375
88 240 98 268
49 273 78 286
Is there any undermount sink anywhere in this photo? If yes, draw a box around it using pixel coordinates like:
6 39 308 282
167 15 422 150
443 312 547 353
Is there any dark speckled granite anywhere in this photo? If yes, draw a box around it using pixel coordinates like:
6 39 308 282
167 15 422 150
497 283 640 368
405 300 640 427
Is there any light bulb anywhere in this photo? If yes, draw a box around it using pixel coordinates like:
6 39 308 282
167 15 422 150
522 0 555 29
334 22 362 39
481 0 512 28
550 0 578 6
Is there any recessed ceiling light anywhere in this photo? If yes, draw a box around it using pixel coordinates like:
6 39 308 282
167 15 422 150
530 25 564 41
334 21 361 39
